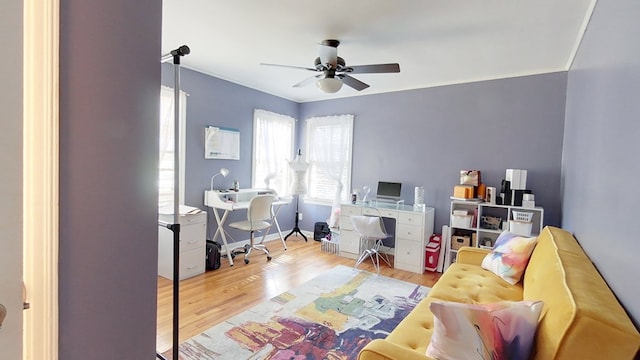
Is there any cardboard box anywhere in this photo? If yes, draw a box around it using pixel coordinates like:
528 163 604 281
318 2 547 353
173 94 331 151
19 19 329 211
451 235 471 250
453 185 475 199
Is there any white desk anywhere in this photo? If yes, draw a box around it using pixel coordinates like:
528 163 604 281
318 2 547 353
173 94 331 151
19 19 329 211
204 188 290 266
339 202 435 274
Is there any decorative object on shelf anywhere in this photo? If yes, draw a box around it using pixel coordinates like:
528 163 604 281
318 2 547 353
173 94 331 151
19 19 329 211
480 216 502 230
209 168 229 191
522 193 535 208
486 186 497 204
460 170 481 186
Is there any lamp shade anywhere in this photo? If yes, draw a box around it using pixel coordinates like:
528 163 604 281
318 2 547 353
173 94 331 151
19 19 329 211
316 77 343 93
210 168 230 191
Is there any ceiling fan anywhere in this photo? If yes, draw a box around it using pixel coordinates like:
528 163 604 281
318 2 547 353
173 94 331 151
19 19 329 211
261 39 400 93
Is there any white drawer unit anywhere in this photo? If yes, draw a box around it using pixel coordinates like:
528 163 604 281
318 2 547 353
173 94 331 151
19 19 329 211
158 209 207 280
339 204 362 258
339 203 434 274
394 238 424 272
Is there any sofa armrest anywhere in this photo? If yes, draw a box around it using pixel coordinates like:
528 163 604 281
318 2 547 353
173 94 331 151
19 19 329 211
456 246 490 266
358 339 434 360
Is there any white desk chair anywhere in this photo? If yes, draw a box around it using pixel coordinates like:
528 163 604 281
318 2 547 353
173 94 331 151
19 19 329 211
351 215 392 273
228 194 275 264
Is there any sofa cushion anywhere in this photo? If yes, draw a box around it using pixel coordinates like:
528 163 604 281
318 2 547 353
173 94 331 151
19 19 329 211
426 300 543 360
428 263 523 304
481 231 537 285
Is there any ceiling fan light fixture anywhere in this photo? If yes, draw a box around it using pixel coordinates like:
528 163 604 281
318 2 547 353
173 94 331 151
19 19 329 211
316 77 343 93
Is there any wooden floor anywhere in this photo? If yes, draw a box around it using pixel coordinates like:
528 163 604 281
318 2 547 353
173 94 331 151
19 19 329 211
156 234 441 353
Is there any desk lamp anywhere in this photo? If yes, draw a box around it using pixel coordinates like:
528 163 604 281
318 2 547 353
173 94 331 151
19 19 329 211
210 168 229 191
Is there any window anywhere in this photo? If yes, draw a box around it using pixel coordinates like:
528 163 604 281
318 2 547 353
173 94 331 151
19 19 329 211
252 109 295 196
305 115 354 208
159 86 187 207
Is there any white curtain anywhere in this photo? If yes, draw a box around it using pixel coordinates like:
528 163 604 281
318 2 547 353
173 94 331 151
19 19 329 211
253 109 295 195
159 86 187 206
308 114 354 227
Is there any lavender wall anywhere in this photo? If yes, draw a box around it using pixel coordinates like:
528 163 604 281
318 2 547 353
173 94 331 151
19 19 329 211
170 68 567 240
161 65 300 241
299 73 567 231
59 1 161 359
563 0 640 325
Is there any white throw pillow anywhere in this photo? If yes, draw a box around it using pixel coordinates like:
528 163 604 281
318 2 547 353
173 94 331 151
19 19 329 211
481 231 538 285
426 300 543 360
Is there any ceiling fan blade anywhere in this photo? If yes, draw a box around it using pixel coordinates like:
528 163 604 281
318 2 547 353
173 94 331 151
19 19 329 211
318 43 338 68
347 63 400 74
260 63 317 72
340 75 369 91
293 74 323 88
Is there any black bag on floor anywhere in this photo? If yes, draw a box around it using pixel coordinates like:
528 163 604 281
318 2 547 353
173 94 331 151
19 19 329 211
313 222 330 241
205 240 221 270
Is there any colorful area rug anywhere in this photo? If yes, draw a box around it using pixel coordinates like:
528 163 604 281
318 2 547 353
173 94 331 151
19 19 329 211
172 265 430 360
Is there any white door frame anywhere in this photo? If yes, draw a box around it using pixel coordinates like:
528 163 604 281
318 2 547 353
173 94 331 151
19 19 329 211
23 0 59 359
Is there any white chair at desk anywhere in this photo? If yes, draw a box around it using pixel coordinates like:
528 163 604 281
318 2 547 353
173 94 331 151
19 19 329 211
227 194 275 264
351 215 392 274
204 188 289 266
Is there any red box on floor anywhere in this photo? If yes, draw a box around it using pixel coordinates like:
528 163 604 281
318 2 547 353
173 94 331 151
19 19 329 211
425 234 441 272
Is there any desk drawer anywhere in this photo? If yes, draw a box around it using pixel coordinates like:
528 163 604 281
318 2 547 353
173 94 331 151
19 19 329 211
180 222 206 251
397 223 422 242
339 229 360 255
179 246 205 280
340 215 354 230
362 207 398 218
398 211 423 226
395 238 423 266
341 204 361 217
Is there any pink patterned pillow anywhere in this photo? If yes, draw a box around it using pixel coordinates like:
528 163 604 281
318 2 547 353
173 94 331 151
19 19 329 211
426 300 544 360
481 231 538 285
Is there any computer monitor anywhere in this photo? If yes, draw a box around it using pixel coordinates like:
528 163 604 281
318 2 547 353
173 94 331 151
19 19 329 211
376 181 402 200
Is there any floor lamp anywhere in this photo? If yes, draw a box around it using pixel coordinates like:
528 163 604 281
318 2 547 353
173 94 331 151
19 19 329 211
285 150 309 242
157 45 189 360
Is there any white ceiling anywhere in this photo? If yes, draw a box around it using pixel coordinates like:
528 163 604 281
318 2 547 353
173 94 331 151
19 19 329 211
162 1 595 103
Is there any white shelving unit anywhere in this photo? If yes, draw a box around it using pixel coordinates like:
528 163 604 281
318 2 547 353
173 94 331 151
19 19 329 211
445 200 544 269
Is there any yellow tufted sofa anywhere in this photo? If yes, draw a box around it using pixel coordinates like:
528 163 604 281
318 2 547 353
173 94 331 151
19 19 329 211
358 226 640 360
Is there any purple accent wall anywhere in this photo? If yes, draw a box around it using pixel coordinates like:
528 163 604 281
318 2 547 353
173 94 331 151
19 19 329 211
563 0 640 325
171 68 566 236
59 1 162 358
161 65 300 241
299 73 567 230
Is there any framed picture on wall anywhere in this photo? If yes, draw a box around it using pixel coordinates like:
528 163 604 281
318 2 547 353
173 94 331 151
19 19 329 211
204 126 240 160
